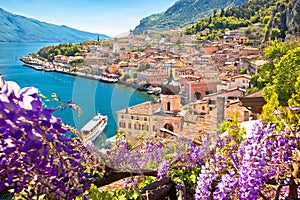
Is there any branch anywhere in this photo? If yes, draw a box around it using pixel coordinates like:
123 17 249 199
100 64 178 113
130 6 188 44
142 183 174 200
92 169 157 187
175 177 186 200
274 184 282 200
141 177 170 193
259 191 269 200
287 176 298 200
266 178 278 185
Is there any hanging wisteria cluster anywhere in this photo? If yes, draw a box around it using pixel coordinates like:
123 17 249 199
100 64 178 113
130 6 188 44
0 78 99 199
98 134 208 174
195 117 299 200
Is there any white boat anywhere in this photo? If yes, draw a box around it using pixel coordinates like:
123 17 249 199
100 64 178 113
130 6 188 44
147 86 162 95
99 72 119 83
80 113 108 143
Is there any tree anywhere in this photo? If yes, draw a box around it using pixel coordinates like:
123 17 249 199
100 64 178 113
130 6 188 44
264 47 300 104
271 28 281 40
239 68 247 74
122 74 131 81
220 8 225 17
133 72 138 79
194 92 201 100
249 41 300 105
138 64 150 72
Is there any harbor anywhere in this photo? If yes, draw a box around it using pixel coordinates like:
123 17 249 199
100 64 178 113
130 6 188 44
0 42 153 147
20 55 120 83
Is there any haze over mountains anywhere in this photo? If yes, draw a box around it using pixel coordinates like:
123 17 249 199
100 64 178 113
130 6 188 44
0 8 109 42
133 0 248 34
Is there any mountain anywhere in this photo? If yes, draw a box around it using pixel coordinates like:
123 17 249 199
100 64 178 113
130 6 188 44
0 8 109 42
185 0 300 41
133 0 248 34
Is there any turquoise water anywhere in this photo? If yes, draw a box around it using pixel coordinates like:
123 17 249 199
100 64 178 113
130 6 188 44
0 42 153 145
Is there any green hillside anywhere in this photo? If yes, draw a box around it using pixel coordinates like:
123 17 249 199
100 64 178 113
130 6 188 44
133 0 247 34
0 8 109 42
185 0 300 41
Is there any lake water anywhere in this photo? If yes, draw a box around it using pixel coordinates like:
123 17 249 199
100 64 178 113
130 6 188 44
0 42 153 145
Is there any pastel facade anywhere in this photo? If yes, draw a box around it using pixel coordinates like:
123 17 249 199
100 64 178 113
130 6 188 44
117 70 184 137
136 70 168 86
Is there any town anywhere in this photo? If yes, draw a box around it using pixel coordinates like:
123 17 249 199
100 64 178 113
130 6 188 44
20 25 300 144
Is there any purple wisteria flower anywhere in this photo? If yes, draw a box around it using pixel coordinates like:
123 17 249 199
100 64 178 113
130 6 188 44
213 173 238 199
157 160 170 179
274 108 281 116
0 77 96 199
289 105 300 111
194 162 216 200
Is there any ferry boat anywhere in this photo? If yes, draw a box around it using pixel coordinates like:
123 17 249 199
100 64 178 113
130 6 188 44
80 113 108 143
99 72 119 83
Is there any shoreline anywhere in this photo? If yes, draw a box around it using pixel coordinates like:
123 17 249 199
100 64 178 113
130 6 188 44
21 62 148 93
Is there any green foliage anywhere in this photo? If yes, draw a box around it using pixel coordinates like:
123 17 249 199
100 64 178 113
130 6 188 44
88 184 111 200
185 0 297 41
245 87 259 95
169 167 201 188
262 15 271 24
239 68 247 74
138 64 151 72
133 72 138 79
264 46 300 104
244 40 254 46
133 0 247 34
137 176 156 189
122 74 131 81
286 76 300 131
194 92 201 100
248 41 300 105
88 184 142 200
218 111 246 141
270 28 281 40
260 92 281 123
186 16 251 38
38 43 84 61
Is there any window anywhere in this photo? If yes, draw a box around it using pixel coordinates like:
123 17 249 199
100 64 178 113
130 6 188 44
119 121 126 128
142 124 148 131
128 123 132 129
202 106 205 110
144 117 147 121
136 116 139 120
131 116 134 120
134 123 140 130
167 102 171 111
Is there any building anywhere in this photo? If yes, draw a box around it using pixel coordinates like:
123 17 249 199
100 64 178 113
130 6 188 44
179 75 209 102
198 55 213 66
203 87 246 105
117 71 184 137
228 74 251 89
136 69 168 86
218 74 251 91
183 100 210 115
249 59 268 75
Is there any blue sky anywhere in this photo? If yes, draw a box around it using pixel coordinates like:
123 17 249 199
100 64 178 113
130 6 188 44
1 0 176 37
